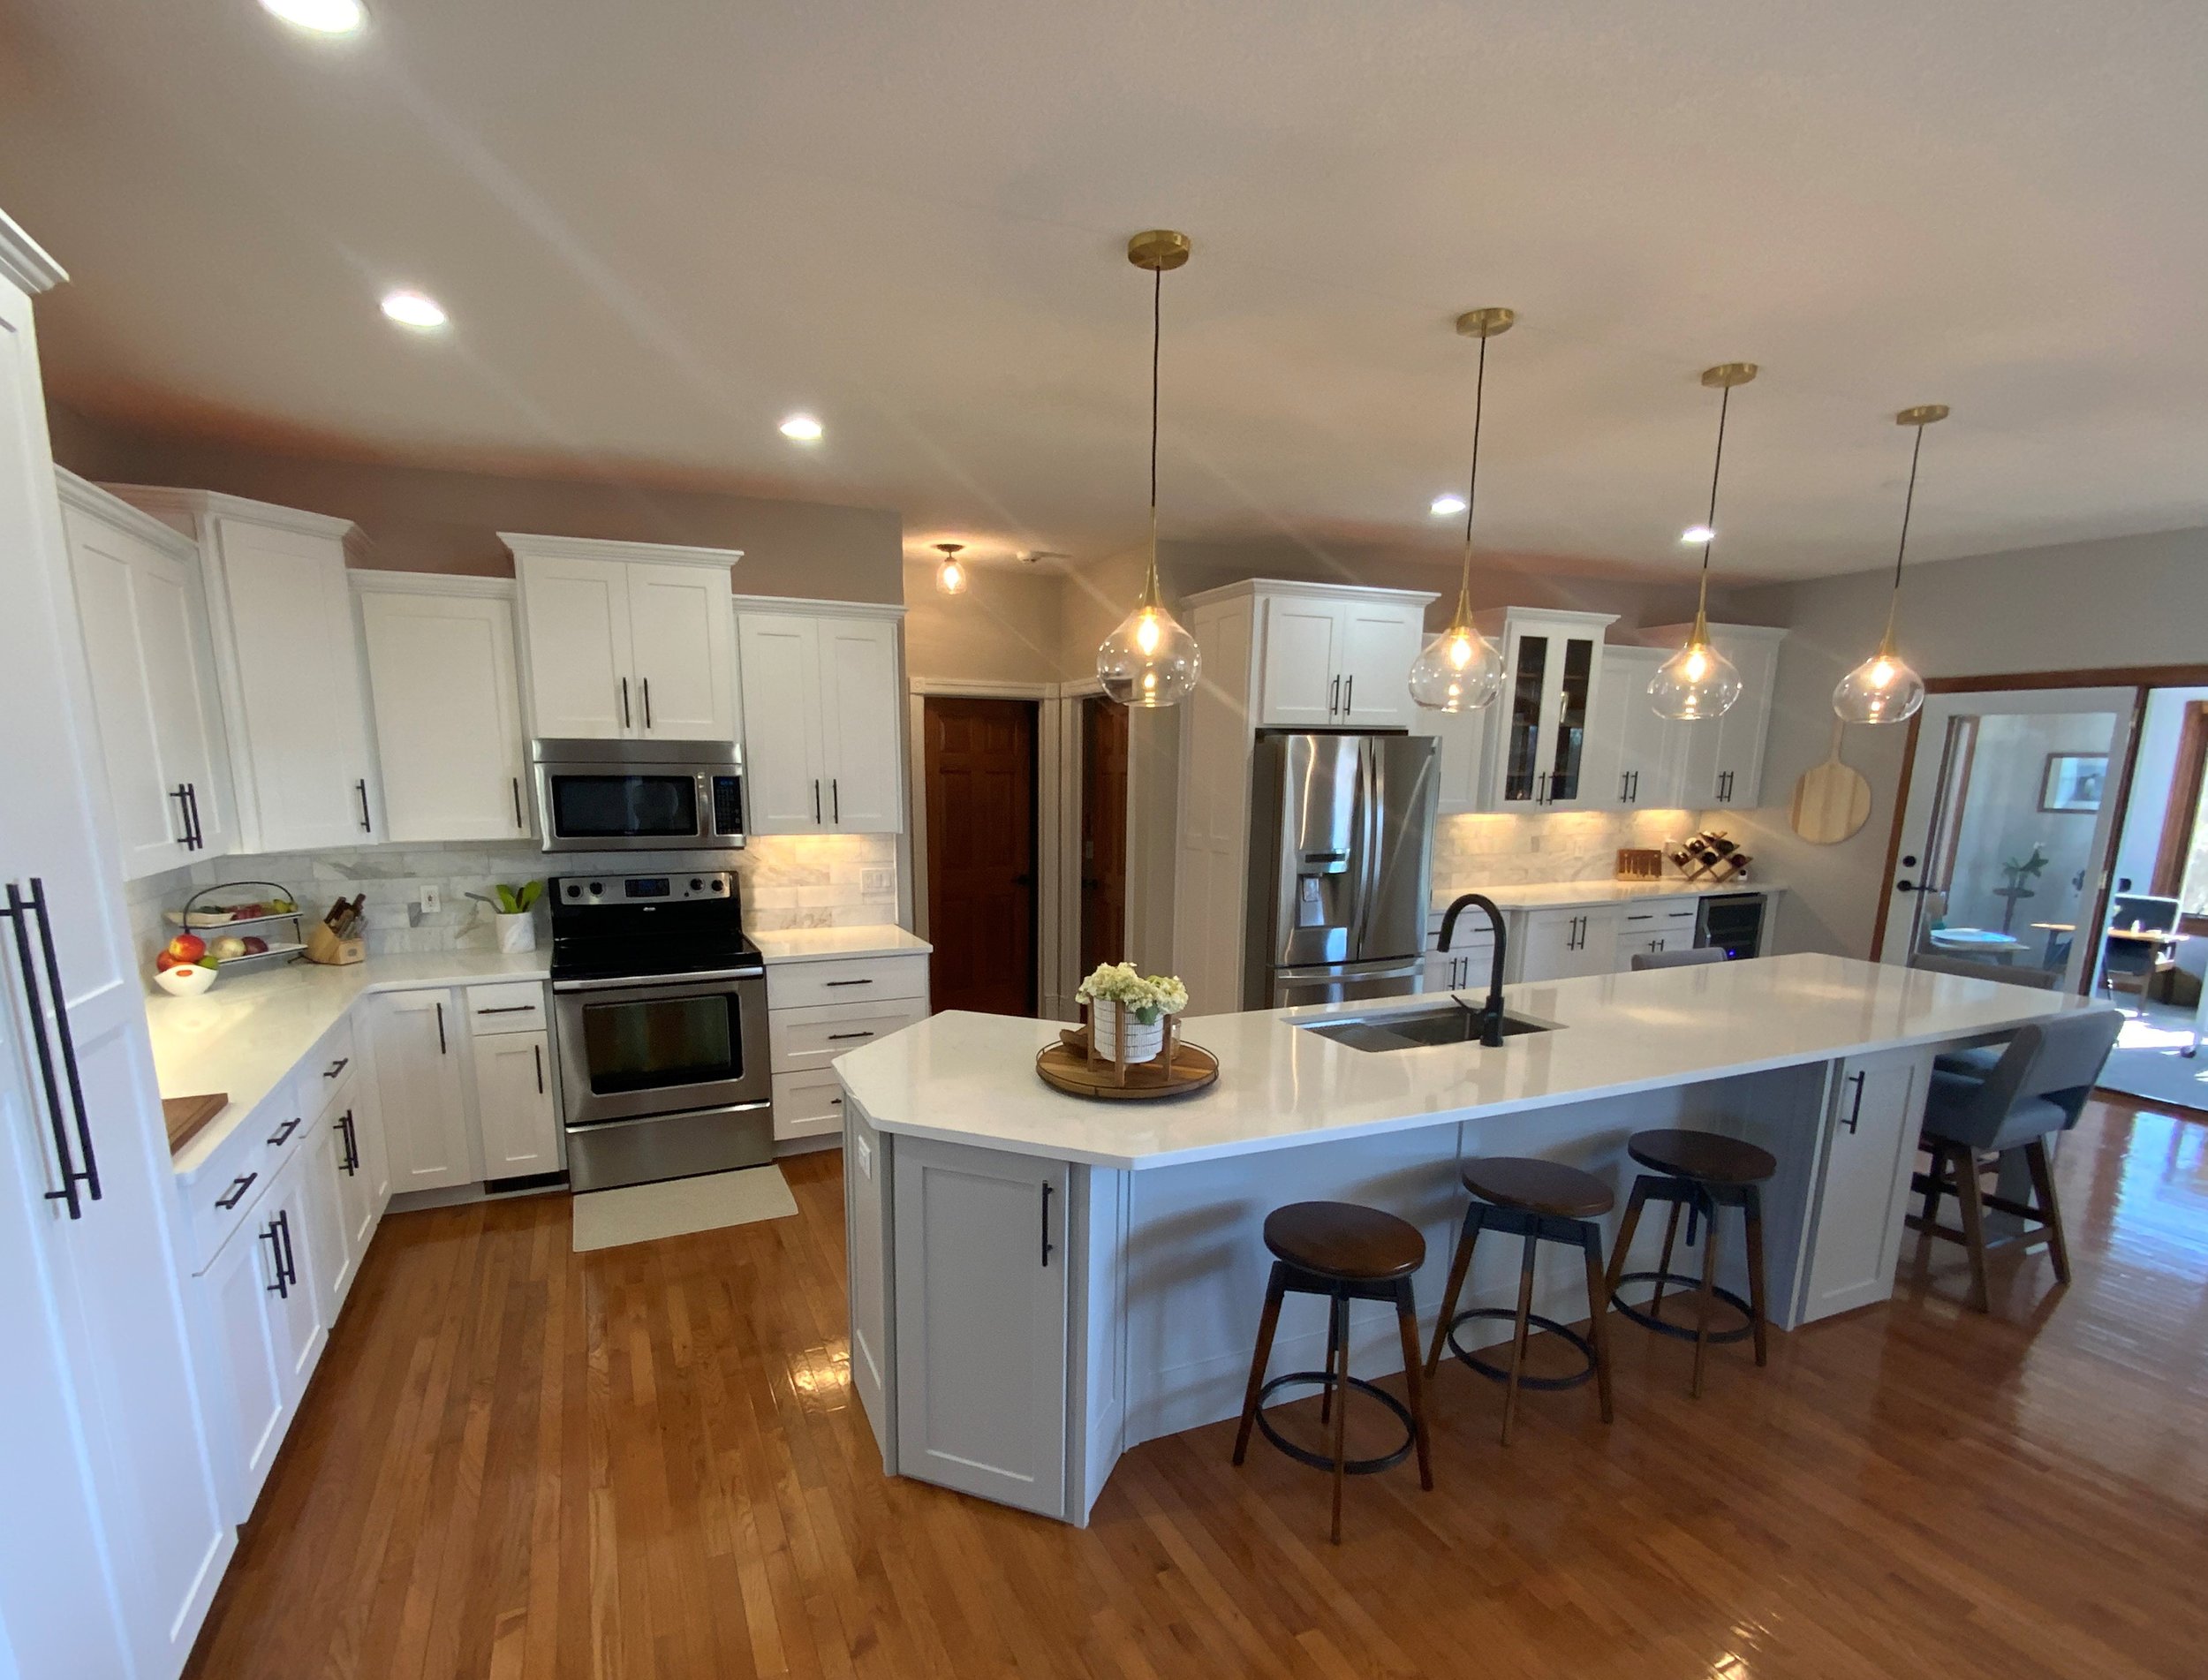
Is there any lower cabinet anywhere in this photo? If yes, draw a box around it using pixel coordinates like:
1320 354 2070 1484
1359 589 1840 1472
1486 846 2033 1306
891 1135 1070 1517
1420 931 1497 993
472 1030 560 1178
766 952 929 1144
1799 1049 1931 1321
296 1109 354 1329
1513 906 1622 981
1616 903 1698 963
366 987 478 1190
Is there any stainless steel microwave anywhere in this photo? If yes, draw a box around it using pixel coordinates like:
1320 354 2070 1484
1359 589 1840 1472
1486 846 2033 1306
531 738 745 853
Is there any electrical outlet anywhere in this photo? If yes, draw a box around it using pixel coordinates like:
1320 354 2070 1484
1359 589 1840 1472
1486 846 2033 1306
861 867 890 896
419 887 441 914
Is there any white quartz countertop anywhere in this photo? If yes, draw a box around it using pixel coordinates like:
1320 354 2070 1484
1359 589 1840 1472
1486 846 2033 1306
752 924 931 964
834 954 2091 1172
1429 878 1781 915
150 951 551 1178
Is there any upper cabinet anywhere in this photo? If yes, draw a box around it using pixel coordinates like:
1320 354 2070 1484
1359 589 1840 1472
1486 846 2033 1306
113 486 382 853
354 575 531 844
1251 585 1430 730
1587 643 1695 812
505 533 739 742
1638 622 1788 809
736 600 906 835
57 472 236 877
1477 607 1617 811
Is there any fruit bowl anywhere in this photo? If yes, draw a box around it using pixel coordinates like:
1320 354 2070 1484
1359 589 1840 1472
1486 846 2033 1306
154 963 217 998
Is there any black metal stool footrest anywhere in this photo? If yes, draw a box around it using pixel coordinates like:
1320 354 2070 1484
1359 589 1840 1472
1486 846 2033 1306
1610 1271 1755 1344
1251 1371 1416 1476
1441 1307 1599 1391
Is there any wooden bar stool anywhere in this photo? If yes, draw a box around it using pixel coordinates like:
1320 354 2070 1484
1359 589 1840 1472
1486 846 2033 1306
1231 1201 1433 1543
1424 1157 1616 1443
1604 1129 1777 1397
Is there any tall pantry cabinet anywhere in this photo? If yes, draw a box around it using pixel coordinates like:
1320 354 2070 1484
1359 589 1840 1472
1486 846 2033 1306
0 208 232 1680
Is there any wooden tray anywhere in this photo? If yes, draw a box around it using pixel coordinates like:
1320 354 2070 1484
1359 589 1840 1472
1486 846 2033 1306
163 1093 229 1154
1037 1030 1219 1101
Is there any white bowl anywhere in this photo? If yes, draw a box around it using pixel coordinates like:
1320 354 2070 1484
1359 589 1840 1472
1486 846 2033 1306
154 963 217 997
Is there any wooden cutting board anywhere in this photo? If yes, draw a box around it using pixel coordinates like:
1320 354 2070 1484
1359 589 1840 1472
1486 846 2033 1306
163 1093 229 1155
1789 719 1873 844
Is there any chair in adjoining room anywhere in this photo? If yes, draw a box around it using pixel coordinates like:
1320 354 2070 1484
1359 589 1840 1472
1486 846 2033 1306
1630 947 1726 972
2099 893 2182 1010
1907 1010 2122 1312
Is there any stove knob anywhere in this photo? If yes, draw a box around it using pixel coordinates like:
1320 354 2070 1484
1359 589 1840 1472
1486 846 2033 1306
588 882 603 895
711 879 725 891
564 883 581 898
690 878 702 891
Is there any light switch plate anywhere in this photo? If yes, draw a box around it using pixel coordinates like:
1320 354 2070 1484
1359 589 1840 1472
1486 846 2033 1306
861 868 890 896
419 887 441 914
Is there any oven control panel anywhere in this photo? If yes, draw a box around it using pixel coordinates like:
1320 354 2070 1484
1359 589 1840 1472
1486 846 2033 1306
555 872 735 905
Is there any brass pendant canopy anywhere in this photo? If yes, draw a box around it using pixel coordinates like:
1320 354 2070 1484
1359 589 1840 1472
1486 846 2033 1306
1409 306 1516 713
1833 405 1947 725
932 541 969 597
1650 363 1758 722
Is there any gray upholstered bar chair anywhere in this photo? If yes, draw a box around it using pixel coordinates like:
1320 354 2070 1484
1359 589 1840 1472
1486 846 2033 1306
1630 947 1726 972
1908 1009 2121 1312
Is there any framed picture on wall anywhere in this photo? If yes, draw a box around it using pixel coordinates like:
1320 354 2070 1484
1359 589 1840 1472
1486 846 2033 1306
2039 753 2107 814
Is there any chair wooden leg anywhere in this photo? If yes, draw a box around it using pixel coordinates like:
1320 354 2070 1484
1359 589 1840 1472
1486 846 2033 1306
1320 1290 1342 1426
1392 1280 1433 1491
1425 1205 1484 1378
1742 1185 1769 1368
1917 1138 1944 1235
1691 1196 1721 1399
2023 1139 2072 1285
1650 1198 1684 1319
1605 1177 1649 1300
1327 1293 1350 1545
1580 1227 1615 1425
1499 1232 1539 1445
1232 1262 1287 1466
1951 1146 1992 1313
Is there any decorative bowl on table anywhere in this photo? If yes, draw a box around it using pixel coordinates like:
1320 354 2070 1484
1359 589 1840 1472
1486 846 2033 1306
154 963 218 998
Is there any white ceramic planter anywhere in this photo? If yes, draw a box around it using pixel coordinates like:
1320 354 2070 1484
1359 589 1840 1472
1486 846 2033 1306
495 912 537 954
1090 999 1164 1063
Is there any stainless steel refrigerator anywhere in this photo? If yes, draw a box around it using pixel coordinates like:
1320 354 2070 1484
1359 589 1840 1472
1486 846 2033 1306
1243 732 1440 1010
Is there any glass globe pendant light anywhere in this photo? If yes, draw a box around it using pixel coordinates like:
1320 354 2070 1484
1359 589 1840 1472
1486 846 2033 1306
1833 405 1946 725
1650 362 1757 721
1408 306 1513 712
933 541 970 596
1096 230 1201 708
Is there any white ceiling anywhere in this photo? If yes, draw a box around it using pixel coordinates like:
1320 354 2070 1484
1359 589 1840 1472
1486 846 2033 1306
4 1 2206 580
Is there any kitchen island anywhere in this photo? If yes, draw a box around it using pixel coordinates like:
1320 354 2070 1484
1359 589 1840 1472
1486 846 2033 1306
835 954 2086 1524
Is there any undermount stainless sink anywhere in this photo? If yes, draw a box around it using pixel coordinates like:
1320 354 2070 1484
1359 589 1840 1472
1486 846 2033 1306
1299 1002 1557 1053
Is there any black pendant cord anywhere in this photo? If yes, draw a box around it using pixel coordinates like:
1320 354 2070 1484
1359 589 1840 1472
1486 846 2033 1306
1149 265 1162 526
1460 331 1487 565
1698 382 1731 581
1891 420 1925 592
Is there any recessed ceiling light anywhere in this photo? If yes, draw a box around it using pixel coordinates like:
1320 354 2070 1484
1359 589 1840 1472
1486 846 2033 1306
1681 524 1715 543
260 0 367 35
380 290 447 329
1430 493 1467 517
779 413 824 442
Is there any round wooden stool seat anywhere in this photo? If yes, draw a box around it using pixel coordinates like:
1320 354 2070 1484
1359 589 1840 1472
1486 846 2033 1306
1460 1156 1614 1218
1625 1128 1777 1186
1263 1201 1425 1282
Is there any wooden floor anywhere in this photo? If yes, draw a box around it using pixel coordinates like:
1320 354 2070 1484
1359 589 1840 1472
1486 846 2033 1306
184 1097 2208 1679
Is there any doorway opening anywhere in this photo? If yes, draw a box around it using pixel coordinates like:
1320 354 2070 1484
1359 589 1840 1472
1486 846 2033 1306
922 695 1039 1016
1078 697 1129 974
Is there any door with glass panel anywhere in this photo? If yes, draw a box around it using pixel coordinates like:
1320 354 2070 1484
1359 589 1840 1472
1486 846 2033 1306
1485 609 1613 811
1879 688 2135 990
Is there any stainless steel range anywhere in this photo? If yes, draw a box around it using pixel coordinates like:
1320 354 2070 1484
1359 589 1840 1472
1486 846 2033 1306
549 869 771 1192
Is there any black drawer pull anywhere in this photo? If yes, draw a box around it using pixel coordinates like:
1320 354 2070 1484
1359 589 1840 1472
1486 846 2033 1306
322 1056 349 1078
823 978 873 988
216 1172 258 1210
268 1117 302 1146
827 1030 875 1041
475 1004 536 1015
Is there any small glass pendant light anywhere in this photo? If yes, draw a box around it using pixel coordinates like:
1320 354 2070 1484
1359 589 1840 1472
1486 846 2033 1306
1651 362 1756 721
1409 307 1513 712
1097 230 1201 708
932 541 970 596
1833 405 1945 725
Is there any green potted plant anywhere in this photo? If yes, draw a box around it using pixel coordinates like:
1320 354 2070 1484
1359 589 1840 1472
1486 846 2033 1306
1076 963 1191 1063
488 880 544 953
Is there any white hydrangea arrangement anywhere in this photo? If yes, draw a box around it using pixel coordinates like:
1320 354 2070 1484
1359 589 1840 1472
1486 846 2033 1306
1076 963 1190 1025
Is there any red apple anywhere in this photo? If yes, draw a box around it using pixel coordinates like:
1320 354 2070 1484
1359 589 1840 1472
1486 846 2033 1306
155 950 182 972
165 933 206 965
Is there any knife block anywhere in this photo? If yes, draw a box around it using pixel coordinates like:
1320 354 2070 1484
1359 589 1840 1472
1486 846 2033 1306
305 922 365 966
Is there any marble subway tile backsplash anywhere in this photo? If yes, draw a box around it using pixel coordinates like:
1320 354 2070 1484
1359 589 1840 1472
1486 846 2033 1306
1432 808 1698 902
126 832 899 983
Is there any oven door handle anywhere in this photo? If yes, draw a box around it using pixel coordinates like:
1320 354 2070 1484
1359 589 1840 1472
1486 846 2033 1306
552 966 764 994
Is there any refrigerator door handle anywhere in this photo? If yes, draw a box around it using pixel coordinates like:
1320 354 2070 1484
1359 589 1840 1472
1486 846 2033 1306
1349 737 1382 959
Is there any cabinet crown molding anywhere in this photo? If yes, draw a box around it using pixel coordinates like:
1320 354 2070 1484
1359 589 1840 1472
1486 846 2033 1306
1181 578 1440 610
0 208 66 293
500 531 743 571
1471 605 1621 632
732 593 905 621
53 467 200 563
1633 619 1788 645
349 568 517 601
104 484 371 562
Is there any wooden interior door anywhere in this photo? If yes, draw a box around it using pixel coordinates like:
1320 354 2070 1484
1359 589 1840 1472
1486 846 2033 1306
1080 697 1129 973
924 697 1038 1015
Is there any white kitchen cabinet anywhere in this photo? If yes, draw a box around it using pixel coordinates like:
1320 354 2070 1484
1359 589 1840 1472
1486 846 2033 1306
892 1135 1070 1517
1511 905 1621 982
329 1081 380 1275
1616 899 1700 963
113 486 382 853
1251 586 1429 729
1420 924 1498 994
1639 622 1788 810
1410 699 1488 816
294 1109 352 1337
199 1164 303 1510
507 533 739 742
57 470 235 875
1798 1049 1931 1321
736 601 907 836
1588 643 1694 812
1478 608 1617 811
355 576 531 843
472 1031 559 1179
0 220 233 1676
843 1098 895 1460
365 988 477 1191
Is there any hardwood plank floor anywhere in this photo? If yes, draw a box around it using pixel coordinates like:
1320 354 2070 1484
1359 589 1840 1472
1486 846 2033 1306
184 1097 2208 1679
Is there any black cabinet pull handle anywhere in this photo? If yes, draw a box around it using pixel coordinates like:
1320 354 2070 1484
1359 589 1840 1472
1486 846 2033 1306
268 1116 302 1146
1844 1071 1867 1135
512 776 524 829
641 677 652 730
533 1041 544 1095
823 978 873 988
216 1171 258 1210
1040 1182 1055 1268
335 1111 358 1175
813 779 821 824
826 1030 874 1041
4 882 82 1219
185 783 204 849
356 778 373 833
831 777 840 824
476 1004 534 1015
26 882 96 1206
278 1210 299 1291
620 677 631 729
1329 675 1340 716
262 1221 288 1297
172 784 195 848
1343 675 1354 717
7 881 98 1211
435 1000 448 1055
323 1056 349 1078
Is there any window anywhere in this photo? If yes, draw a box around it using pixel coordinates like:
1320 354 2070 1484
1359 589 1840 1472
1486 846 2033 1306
2152 701 2208 918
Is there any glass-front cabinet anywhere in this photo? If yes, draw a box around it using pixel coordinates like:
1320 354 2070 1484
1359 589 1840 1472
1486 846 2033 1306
1476 609 1618 810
